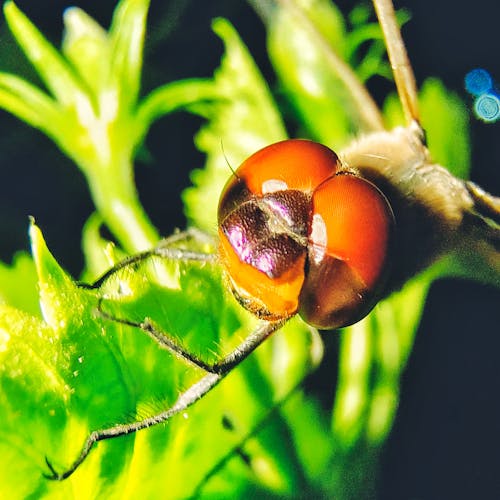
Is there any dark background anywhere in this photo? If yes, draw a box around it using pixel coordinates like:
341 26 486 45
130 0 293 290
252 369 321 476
0 1 498 498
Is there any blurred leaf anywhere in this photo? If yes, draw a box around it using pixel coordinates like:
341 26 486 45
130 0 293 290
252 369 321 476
0 72 61 135
80 212 127 283
0 251 38 316
324 69 473 499
3 1 84 106
1 1 160 254
420 79 471 179
328 268 436 500
137 79 218 138
326 72 472 497
345 5 410 83
383 78 471 179
261 0 384 147
338 271 434 445
182 17 287 231
62 7 110 96
107 0 149 111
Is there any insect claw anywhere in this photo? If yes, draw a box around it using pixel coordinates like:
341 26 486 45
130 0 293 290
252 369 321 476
43 456 62 481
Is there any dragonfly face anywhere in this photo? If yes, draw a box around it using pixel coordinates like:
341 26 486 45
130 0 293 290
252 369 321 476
217 139 394 329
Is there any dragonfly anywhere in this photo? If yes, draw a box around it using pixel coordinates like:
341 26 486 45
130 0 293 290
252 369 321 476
44 0 500 483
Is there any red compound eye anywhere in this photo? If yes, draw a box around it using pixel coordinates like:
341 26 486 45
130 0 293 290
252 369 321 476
232 139 341 194
299 173 394 329
217 139 394 328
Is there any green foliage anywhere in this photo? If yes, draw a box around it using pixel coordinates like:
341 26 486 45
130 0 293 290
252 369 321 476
0 0 217 254
1 222 323 498
0 0 479 498
262 0 408 147
182 17 287 231
0 251 38 315
383 77 471 179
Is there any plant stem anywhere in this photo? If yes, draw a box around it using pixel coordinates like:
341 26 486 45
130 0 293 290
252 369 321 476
84 155 159 253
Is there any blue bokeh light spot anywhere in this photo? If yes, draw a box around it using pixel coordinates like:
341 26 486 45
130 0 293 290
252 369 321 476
474 93 500 122
465 69 493 96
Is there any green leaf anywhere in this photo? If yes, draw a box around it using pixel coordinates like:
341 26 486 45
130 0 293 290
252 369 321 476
3 1 84 106
182 17 287 231
0 251 39 316
80 212 126 282
0 225 106 497
1 1 160 255
62 7 111 96
383 78 471 179
328 269 436 499
136 78 219 142
98 253 326 496
108 0 150 111
0 73 60 134
345 6 410 83
0 221 327 497
0 304 67 500
420 79 471 179
342 268 439 442
263 0 385 147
